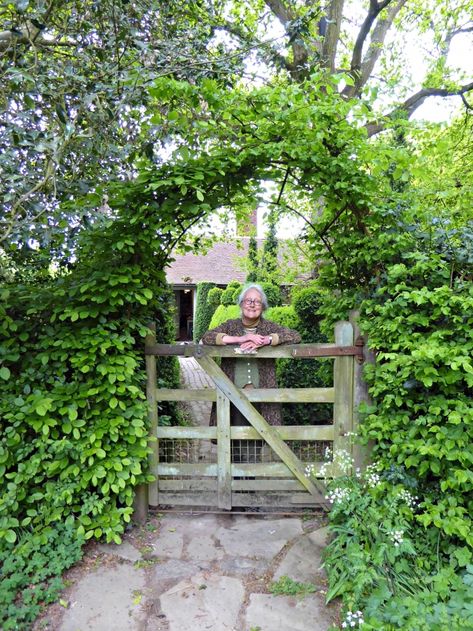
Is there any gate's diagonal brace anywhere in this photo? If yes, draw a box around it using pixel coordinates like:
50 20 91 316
196 355 327 505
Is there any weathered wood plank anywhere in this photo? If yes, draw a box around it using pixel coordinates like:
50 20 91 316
231 425 335 441
156 425 334 441
333 321 354 475
146 325 159 508
231 493 321 507
159 479 218 491
146 342 356 359
156 463 218 476
158 479 304 492
231 462 325 477
216 390 231 509
232 479 305 491
350 310 375 471
157 427 217 439
157 388 216 401
197 355 326 503
156 492 219 507
156 492 323 508
155 386 335 403
155 462 326 478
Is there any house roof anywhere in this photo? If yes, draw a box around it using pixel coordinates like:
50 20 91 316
166 238 312 287
166 239 251 286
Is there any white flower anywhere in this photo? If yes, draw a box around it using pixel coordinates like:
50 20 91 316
397 489 418 508
342 610 364 628
388 529 404 546
326 486 350 504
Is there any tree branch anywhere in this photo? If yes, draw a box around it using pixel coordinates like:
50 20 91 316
342 0 407 98
366 81 473 136
322 0 345 72
264 0 309 80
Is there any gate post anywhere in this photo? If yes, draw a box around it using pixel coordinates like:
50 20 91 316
332 321 354 475
349 310 375 472
133 324 158 522
216 391 232 510
146 323 159 507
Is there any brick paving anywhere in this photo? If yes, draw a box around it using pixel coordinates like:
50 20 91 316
177 357 213 428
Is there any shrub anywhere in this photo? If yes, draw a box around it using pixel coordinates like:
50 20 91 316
207 286 223 307
265 305 299 329
193 282 217 342
277 282 332 425
260 281 282 307
208 304 240 329
313 451 473 630
220 281 242 306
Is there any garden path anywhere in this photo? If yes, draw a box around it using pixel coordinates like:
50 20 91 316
34 359 339 631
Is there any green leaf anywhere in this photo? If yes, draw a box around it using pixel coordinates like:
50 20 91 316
0 366 11 380
5 529 17 543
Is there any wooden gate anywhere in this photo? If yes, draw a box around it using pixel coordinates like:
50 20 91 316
139 320 368 512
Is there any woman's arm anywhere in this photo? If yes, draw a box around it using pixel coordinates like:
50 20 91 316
202 320 268 349
201 320 246 345
262 321 301 346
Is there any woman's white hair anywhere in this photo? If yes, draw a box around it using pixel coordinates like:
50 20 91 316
237 283 268 310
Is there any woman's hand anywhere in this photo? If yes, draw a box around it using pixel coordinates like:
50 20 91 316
239 334 270 350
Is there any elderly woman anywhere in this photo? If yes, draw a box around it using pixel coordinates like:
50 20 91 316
202 284 301 461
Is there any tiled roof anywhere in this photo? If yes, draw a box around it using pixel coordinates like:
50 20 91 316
166 238 311 287
166 239 252 286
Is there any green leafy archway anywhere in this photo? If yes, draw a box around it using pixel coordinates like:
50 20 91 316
103 75 389 287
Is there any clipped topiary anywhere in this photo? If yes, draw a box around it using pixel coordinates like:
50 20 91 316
207 286 223 307
277 282 331 425
193 282 217 342
261 282 282 307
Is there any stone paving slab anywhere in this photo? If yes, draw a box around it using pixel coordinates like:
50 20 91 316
58 563 146 631
246 593 334 631
160 573 244 631
216 516 303 558
49 512 336 631
273 527 329 583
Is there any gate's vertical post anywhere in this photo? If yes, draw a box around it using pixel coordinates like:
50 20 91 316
349 310 375 472
332 321 354 475
146 323 159 507
216 390 232 510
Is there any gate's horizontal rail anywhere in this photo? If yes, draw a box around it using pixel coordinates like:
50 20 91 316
145 342 361 359
155 462 327 478
156 492 319 508
157 424 335 441
156 386 335 403
158 479 306 492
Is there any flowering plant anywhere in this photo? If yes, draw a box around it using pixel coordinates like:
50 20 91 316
307 449 473 630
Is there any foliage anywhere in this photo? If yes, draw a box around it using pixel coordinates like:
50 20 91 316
0 0 245 248
269 575 317 597
359 253 473 547
220 280 242 306
264 306 299 330
0 207 183 542
246 235 259 283
260 214 279 283
208 305 240 330
207 286 224 308
260 282 282 308
317 453 473 630
193 282 217 342
277 282 332 425
0 523 83 631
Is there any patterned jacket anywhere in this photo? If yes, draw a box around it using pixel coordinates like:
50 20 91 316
202 318 301 426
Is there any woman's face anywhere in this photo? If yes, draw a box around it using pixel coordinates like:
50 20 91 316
241 288 264 320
